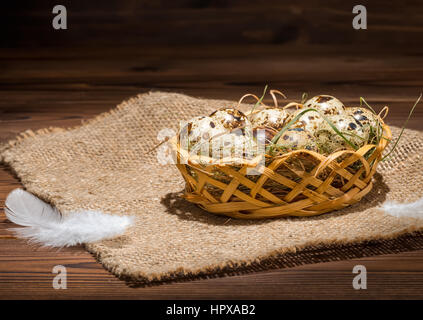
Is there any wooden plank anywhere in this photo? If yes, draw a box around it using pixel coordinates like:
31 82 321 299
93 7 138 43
1 238 423 299
2 1 423 47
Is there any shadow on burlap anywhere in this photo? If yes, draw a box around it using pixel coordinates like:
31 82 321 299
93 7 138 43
2 91 423 286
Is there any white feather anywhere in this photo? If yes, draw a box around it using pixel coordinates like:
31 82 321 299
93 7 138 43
382 197 423 219
4 189 134 247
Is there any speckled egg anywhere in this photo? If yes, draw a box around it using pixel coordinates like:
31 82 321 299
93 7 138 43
179 115 229 151
275 128 318 152
252 126 278 147
209 133 257 161
347 107 379 131
304 95 346 116
315 115 369 154
250 108 291 130
209 108 251 131
290 109 323 133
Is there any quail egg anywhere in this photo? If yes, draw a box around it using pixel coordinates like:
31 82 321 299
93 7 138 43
275 128 318 152
252 126 278 147
209 108 251 132
290 109 323 133
304 95 346 116
347 107 379 132
315 115 369 154
179 115 229 151
209 132 257 162
250 108 291 130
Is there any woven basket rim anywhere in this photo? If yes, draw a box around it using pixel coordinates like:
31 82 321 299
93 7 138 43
169 120 392 168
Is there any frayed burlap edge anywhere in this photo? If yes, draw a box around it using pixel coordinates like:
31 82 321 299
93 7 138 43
0 93 152 159
88 229 423 287
0 93 157 209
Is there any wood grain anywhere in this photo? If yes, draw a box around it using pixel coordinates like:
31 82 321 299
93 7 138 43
1 44 423 299
2 1 423 48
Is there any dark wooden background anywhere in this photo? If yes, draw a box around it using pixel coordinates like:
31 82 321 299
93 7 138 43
2 0 423 48
1 0 423 299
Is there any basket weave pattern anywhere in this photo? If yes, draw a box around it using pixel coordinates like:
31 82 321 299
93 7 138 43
172 119 391 219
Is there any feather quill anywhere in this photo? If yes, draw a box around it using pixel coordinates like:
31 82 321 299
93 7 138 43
4 189 134 247
382 197 423 219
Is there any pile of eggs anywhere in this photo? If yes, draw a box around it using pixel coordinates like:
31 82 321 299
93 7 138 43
179 95 380 161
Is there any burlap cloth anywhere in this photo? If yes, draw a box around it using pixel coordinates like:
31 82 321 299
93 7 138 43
2 91 423 284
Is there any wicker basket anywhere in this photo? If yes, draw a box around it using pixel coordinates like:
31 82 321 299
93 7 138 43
170 110 392 219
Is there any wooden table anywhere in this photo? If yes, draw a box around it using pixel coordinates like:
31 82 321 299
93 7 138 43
1 45 423 299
